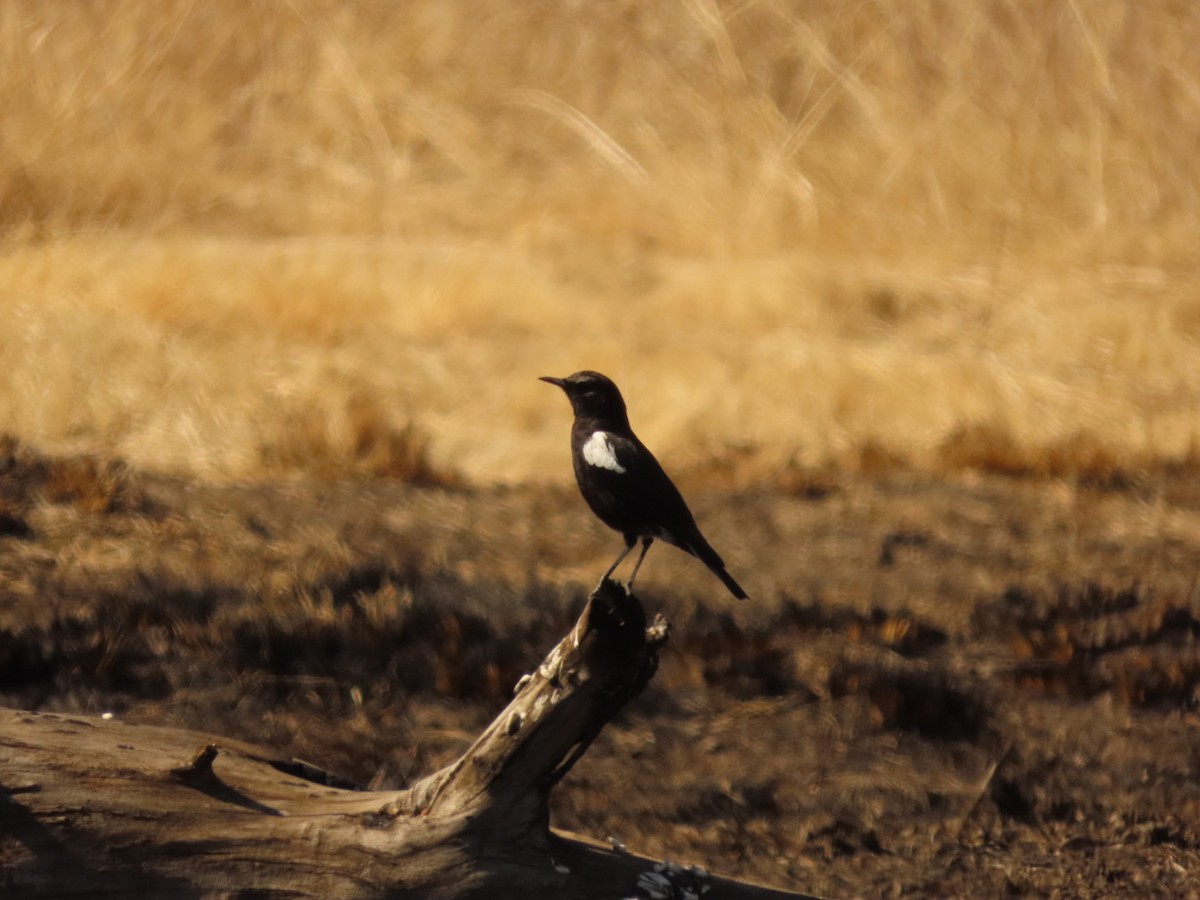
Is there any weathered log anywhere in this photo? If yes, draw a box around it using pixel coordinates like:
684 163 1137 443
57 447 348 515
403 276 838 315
0 581 816 899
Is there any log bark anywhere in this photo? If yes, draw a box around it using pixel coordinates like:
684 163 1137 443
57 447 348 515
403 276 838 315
0 581 816 899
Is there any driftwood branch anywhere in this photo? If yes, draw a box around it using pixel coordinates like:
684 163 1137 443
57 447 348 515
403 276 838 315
0 581 815 899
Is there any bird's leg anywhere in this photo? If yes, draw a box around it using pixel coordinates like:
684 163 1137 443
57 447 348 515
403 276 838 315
586 542 638 641
600 542 635 585
625 538 654 592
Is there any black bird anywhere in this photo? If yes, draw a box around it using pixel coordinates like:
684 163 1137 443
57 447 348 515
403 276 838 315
540 370 748 600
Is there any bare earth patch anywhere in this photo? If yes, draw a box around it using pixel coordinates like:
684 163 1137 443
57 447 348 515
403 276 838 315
2 439 1199 896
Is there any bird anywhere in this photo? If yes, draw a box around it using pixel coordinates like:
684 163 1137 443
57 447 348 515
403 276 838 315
540 370 748 600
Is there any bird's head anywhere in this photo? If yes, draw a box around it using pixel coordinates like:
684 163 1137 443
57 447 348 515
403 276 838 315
539 370 629 424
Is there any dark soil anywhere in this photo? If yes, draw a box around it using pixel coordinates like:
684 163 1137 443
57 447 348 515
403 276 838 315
2 436 1200 897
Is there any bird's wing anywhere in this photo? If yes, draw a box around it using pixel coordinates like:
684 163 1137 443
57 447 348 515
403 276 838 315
595 431 654 480
600 432 699 534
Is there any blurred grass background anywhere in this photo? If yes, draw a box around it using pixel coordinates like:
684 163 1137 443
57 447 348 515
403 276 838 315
1 0 1197 485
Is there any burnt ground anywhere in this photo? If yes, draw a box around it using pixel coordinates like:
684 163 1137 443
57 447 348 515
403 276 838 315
2 436 1200 897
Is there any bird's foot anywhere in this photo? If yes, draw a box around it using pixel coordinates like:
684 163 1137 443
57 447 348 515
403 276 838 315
593 575 633 599
589 577 636 627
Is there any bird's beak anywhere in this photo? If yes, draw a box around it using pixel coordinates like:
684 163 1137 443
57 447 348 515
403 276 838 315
538 376 566 389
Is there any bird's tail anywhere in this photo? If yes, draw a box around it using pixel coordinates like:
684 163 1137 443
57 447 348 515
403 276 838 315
690 539 749 601
712 564 749 601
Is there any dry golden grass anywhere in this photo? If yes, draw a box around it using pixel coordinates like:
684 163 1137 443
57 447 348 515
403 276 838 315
1 0 1198 484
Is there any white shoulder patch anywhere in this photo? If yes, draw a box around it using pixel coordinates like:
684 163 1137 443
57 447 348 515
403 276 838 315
582 431 626 473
